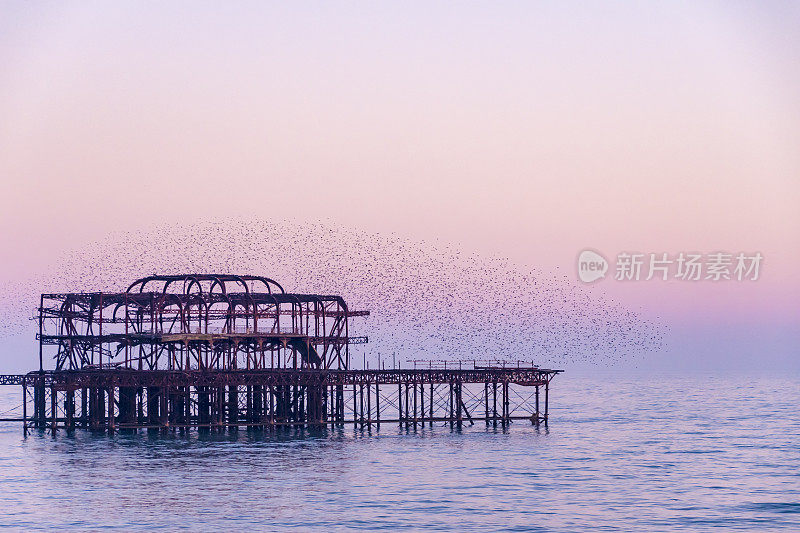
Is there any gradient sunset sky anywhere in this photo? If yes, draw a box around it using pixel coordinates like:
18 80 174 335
0 2 798 371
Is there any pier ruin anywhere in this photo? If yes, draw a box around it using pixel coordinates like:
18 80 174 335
0 274 562 433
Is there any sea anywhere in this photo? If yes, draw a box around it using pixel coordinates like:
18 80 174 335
0 372 797 531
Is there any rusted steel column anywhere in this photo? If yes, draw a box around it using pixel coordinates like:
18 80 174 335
375 383 380 428
278 384 287 424
328 385 335 426
448 380 454 428
147 387 159 428
413 380 418 429
298 385 305 424
404 383 410 428
318 382 326 425
492 381 498 427
366 382 372 427
484 382 490 426
138 388 145 426
81 388 88 428
230 385 242 423
87 389 97 430
98 388 105 430
228 385 238 428
305 384 311 424
321 382 328 424
65 389 75 431
118 387 135 427
90 388 104 431
268 386 274 426
184 387 191 428
535 385 540 425
208 387 216 429
456 381 463 429
429 382 433 427
168 388 179 429
358 383 364 427
419 381 424 426
159 387 168 431
216 385 225 430
503 381 510 425
108 386 115 434
22 378 27 436
246 385 253 427
397 383 403 427
50 385 57 435
35 376 45 428
544 380 549 423
337 384 344 424
173 386 183 429
353 384 359 425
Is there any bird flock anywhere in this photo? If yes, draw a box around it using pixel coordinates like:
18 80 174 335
0 219 666 368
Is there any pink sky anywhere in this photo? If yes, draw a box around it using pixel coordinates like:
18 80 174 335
0 3 798 369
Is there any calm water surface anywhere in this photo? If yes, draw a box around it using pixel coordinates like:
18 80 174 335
0 373 798 531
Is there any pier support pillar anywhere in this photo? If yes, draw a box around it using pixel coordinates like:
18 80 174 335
228 385 238 429
65 389 75 431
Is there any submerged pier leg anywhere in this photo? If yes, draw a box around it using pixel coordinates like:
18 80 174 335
484 382 490 426
503 382 510 426
89 387 104 431
419 381 424 427
198 386 210 431
65 389 75 431
108 386 115 434
492 382 498 427
455 381 463 429
429 383 433 427
228 385 238 430
337 384 344 425
22 379 27 436
366 383 371 428
50 385 57 435
448 381 454 428
160 386 169 432
34 377 45 428
147 387 159 431
137 388 144 426
216 385 225 431
81 388 88 428
119 387 136 429
397 383 402 427
375 383 380 428
358 383 364 427
246 385 253 429
404 383 410 429
413 381 417 429
544 380 549 424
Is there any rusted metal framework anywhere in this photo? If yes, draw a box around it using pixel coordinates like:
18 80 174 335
1 274 563 434
38 274 367 372
16 364 560 433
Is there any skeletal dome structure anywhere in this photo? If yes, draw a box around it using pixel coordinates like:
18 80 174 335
39 274 369 372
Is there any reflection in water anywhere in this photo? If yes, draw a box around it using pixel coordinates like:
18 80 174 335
0 374 798 531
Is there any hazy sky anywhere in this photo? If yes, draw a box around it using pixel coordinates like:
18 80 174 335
0 2 798 370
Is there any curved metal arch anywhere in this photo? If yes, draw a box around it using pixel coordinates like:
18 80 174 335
239 275 284 294
209 275 229 296
163 275 203 296
128 274 284 294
